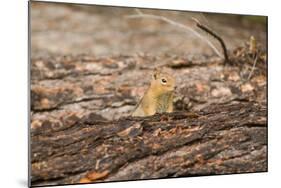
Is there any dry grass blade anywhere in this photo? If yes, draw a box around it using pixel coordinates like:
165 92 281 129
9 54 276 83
247 53 259 81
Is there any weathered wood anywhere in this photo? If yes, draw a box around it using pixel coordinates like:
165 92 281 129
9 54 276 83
30 4 267 186
30 47 267 186
31 101 267 186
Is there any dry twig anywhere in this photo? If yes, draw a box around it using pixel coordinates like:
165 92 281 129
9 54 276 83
247 52 259 80
125 10 223 59
192 17 229 64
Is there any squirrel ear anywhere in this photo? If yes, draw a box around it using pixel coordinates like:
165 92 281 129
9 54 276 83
153 68 160 80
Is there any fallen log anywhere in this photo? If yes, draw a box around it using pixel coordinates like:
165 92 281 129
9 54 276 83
30 101 267 186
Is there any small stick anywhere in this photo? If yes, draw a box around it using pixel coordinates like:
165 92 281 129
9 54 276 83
247 52 259 81
126 12 223 59
192 18 229 64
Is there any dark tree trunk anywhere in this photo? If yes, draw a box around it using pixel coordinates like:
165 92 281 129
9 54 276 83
31 101 267 186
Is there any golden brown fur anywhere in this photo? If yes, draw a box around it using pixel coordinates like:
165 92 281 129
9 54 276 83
132 69 176 117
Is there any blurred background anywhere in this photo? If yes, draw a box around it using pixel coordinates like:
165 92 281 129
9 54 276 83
31 2 267 57
30 1 267 121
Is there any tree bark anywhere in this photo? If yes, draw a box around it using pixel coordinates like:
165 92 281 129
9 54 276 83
31 101 267 186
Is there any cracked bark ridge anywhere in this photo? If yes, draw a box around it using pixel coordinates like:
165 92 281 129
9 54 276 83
31 101 267 186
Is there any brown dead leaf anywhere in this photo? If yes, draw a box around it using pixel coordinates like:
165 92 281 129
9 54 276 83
79 177 92 183
86 170 110 181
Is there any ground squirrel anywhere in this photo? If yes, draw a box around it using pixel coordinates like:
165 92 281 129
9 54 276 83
132 69 176 117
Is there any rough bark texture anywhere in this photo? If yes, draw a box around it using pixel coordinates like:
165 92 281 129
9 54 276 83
30 49 267 187
30 3 267 187
31 101 267 186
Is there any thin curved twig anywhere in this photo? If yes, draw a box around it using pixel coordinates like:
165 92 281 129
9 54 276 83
192 17 229 64
125 13 223 59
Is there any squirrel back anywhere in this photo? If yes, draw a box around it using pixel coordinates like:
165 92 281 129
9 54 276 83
132 69 175 117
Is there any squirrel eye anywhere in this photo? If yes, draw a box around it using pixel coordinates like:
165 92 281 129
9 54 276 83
161 78 167 84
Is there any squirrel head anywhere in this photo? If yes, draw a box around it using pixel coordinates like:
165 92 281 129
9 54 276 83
150 69 176 95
